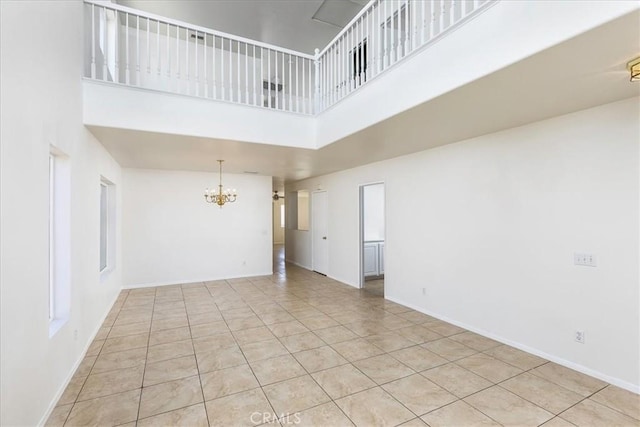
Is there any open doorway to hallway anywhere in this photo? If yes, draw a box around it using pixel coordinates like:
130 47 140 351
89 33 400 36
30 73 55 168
360 182 385 296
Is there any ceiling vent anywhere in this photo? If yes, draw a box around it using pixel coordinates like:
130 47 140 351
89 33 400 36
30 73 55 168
312 0 365 28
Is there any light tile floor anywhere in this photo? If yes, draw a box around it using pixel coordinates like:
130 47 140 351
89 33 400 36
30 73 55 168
47 248 639 426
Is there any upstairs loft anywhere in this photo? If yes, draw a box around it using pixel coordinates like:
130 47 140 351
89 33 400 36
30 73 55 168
82 0 640 178
85 0 493 116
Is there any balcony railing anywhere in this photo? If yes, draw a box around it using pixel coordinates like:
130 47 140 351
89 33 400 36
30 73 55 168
84 1 316 114
83 0 493 116
316 0 492 112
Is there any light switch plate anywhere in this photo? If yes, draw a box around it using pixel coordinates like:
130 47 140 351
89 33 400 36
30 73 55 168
574 253 596 267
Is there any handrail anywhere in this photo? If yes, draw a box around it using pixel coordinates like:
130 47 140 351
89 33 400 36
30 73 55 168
318 0 376 58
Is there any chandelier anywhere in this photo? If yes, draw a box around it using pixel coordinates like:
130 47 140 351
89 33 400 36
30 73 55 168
204 160 237 207
628 56 640 82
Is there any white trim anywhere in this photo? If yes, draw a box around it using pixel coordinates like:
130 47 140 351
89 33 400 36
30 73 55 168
385 294 640 395
37 291 122 426
123 271 274 289
284 259 311 270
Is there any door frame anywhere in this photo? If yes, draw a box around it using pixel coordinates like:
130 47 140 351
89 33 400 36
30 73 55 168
311 190 329 275
359 181 385 289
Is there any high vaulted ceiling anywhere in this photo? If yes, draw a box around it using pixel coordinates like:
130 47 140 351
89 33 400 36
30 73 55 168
116 0 367 54
90 9 640 193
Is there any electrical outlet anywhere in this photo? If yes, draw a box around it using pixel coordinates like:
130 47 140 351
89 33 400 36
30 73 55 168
575 330 585 344
574 253 596 267
74 329 78 341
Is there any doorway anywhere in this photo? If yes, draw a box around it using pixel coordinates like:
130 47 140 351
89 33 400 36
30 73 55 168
360 183 385 296
311 190 329 275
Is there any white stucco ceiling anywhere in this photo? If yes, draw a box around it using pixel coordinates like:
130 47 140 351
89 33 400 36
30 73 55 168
116 0 367 54
89 9 640 192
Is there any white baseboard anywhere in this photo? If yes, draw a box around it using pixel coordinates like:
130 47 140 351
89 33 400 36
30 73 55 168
284 259 311 270
328 274 358 289
385 295 640 395
123 271 273 289
38 290 122 426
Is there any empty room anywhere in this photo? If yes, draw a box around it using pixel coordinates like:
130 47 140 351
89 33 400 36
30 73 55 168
1 0 639 426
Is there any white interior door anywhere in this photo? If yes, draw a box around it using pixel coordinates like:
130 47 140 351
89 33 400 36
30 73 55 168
312 191 329 275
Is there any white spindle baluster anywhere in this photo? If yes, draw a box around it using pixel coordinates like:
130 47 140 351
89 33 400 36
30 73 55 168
430 0 436 39
146 18 150 74
295 56 299 112
136 16 140 84
365 9 370 83
195 31 199 96
237 41 241 103
272 50 280 110
473 0 479 11
268 49 271 108
288 55 292 111
307 57 312 114
440 0 446 32
114 11 119 83
346 30 354 93
221 38 225 100
411 0 417 52
125 13 130 84
338 45 342 103
357 22 362 87
450 0 456 26
211 34 218 99
204 33 207 97
327 50 330 105
228 39 232 101
396 1 402 62
186 27 190 94
260 47 264 107
156 19 160 77
421 0 426 43
302 57 306 113
406 0 410 55
383 0 388 70
166 23 170 83
176 26 180 86
253 45 257 106
102 8 107 80
245 43 249 105
91 5 96 78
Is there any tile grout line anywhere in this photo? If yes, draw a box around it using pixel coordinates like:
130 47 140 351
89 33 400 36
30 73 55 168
182 282 211 426
134 288 156 423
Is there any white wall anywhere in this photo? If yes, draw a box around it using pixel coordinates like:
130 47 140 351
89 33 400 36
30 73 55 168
83 81 317 149
363 183 385 242
1 2 123 425
122 169 272 287
287 98 640 392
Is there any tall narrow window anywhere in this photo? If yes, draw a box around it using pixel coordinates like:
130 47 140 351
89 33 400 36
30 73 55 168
99 182 108 272
99 177 116 278
49 148 71 337
49 155 55 321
